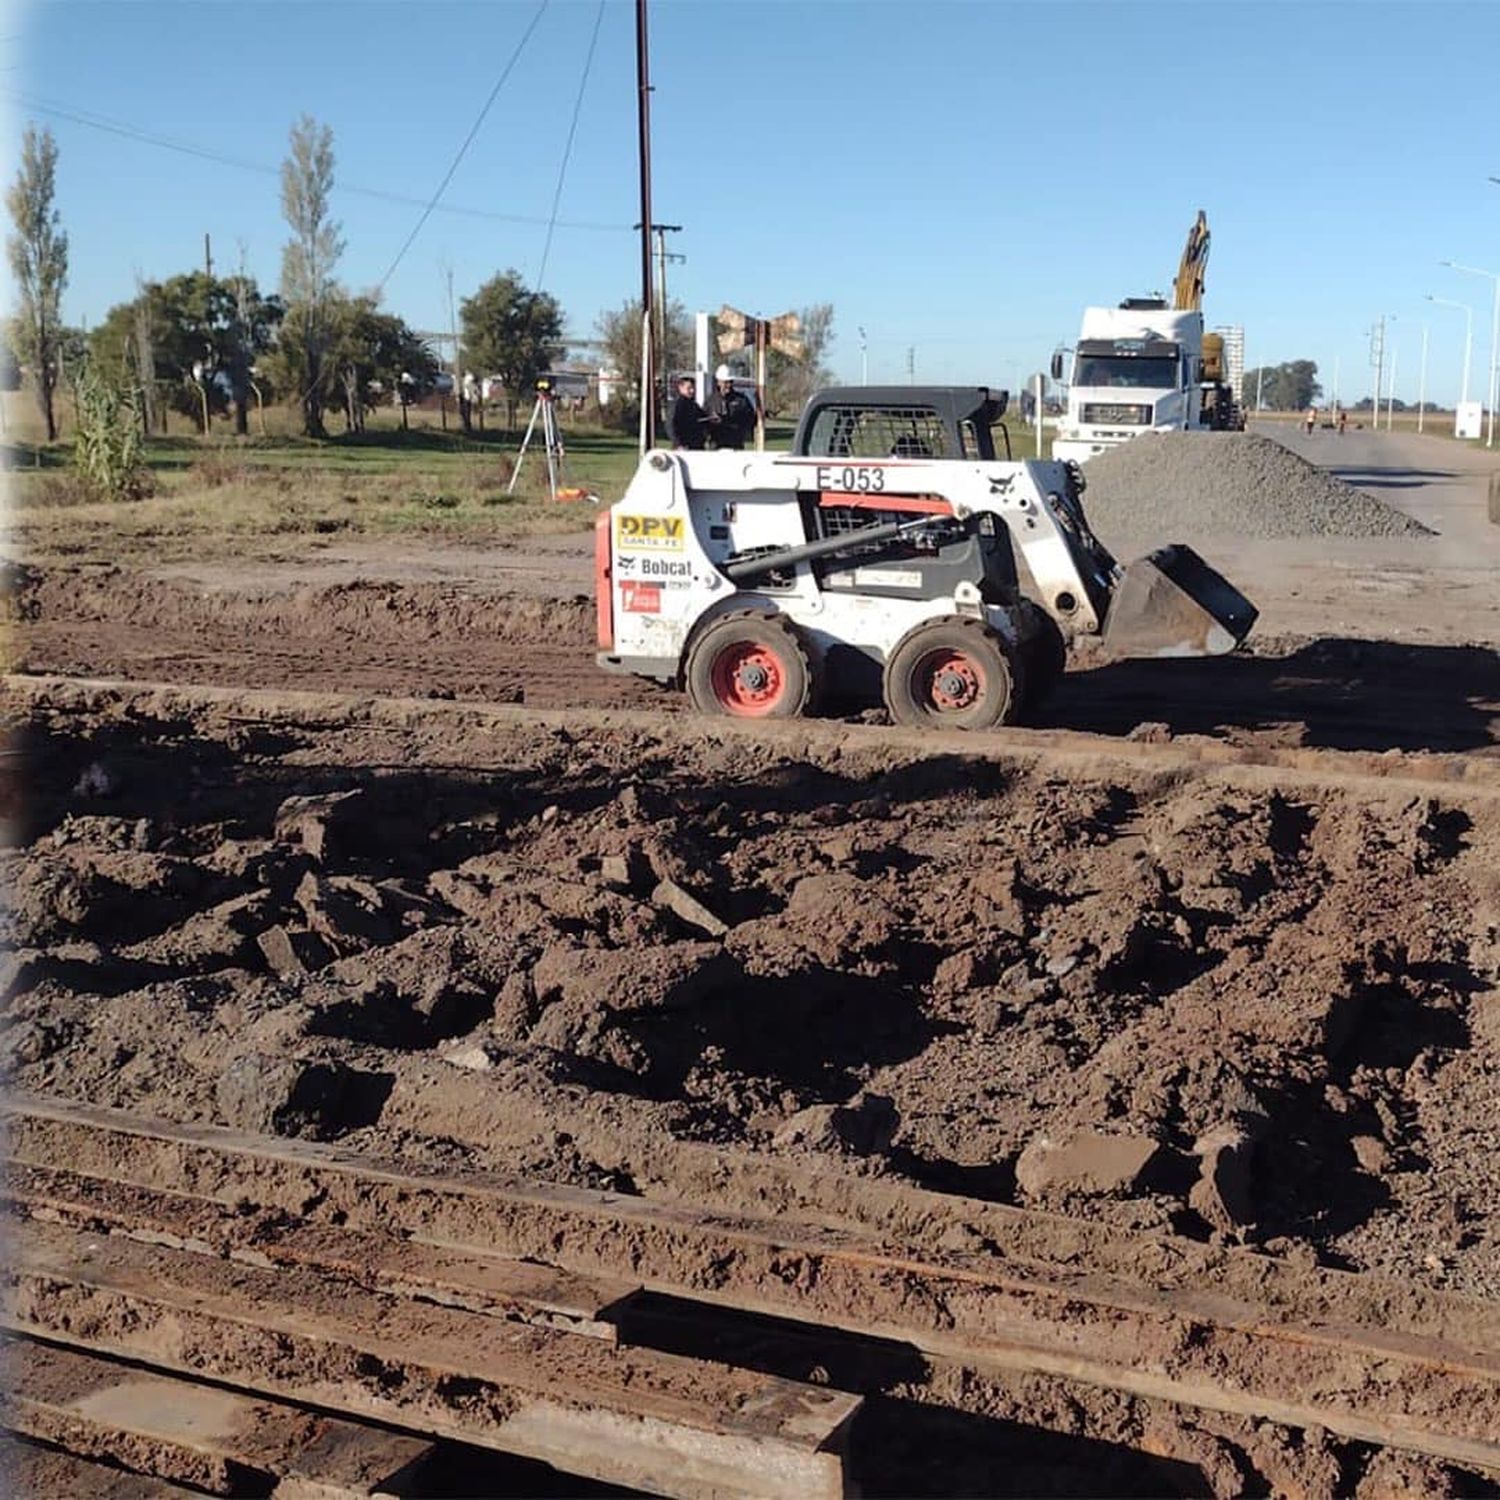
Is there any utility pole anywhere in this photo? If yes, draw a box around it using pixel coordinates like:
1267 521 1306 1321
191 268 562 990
635 0 656 451
1369 318 1386 426
204 233 213 279
1386 343 1398 430
634 223 683 372
446 265 460 434
906 346 915 383
858 326 868 383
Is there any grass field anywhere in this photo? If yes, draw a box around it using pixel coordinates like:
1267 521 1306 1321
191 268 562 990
5 380 1493 567
1 392 803 565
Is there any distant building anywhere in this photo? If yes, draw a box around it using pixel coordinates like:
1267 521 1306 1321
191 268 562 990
1215 325 1245 401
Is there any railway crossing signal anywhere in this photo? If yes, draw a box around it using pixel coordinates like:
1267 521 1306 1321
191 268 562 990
717 306 803 450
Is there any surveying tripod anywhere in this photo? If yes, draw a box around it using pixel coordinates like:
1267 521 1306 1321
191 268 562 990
508 379 566 501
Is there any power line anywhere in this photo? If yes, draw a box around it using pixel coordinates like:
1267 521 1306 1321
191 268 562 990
375 0 551 293
5 84 629 234
531 0 607 299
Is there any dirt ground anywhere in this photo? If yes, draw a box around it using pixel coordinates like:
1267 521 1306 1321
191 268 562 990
4 426 1499 1494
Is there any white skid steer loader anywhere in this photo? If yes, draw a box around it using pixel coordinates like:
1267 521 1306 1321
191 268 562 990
596 386 1256 727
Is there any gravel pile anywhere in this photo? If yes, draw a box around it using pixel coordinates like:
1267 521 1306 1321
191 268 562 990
1076 432 1432 550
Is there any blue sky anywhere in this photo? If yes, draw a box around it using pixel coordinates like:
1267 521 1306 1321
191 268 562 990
7 0 1500 405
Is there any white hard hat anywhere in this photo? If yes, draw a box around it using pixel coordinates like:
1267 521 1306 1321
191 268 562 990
714 364 733 381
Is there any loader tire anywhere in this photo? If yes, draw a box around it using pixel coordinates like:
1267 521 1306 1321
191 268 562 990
686 611 816 719
1018 604 1068 717
883 616 1023 730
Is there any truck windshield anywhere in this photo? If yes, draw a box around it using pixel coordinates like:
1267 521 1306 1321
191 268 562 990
1072 355 1178 390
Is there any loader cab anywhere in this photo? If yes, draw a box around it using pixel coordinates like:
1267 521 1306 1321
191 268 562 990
781 386 1024 614
792 386 1012 463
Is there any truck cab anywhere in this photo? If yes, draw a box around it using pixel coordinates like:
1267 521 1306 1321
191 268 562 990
1052 301 1205 465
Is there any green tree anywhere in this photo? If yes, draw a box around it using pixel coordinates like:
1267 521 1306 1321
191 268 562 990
91 273 283 434
278 115 345 437
595 296 692 431
460 270 565 428
1241 360 1321 411
327 296 439 433
6 124 69 440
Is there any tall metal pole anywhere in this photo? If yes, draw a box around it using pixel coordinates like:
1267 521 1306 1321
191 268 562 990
858 326 868 384
1386 344 1398 430
635 0 655 451
1418 323 1428 433
1427 294 1473 412
1490 278 1499 447
447 266 460 435
1442 261 1499 447
1460 305 1473 408
656 227 668 363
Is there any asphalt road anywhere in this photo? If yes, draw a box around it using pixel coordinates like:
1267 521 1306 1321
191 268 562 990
1254 419 1498 550
1207 421 1500 645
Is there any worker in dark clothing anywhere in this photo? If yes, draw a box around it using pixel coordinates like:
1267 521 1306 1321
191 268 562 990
669 375 708 450
705 365 756 450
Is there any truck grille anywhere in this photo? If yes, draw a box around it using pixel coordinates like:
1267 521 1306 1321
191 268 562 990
1080 403 1151 425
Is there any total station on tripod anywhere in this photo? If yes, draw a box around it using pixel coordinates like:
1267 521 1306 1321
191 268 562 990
508 375 569 499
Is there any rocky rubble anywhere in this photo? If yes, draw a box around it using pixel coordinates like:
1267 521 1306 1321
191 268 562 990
3 701 1496 1299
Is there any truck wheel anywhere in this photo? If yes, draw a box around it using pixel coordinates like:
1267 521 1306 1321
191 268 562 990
883 617 1023 730
686 611 815 719
1019 604 1068 717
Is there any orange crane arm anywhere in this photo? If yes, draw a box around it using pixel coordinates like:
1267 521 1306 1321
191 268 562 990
1173 211 1211 312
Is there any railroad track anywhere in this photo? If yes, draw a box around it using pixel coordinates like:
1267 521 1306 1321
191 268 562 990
3 1095 1498 1497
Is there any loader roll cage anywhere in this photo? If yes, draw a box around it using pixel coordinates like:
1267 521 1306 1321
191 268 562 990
793 386 1015 463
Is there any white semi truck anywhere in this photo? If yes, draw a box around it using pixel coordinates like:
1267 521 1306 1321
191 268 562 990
1051 214 1242 466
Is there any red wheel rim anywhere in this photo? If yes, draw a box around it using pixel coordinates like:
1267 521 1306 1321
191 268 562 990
710 640 786 715
915 648 985 712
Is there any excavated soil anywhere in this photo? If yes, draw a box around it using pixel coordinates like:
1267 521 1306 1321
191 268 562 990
9 564 1498 753
4 684 1499 1495
5 688 1497 1291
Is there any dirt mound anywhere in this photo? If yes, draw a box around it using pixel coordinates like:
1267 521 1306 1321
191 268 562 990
1078 432 1432 550
7 566 594 647
5 689 1497 1301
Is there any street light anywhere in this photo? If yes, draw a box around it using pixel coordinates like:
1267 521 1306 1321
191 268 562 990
1425 295 1473 409
857 326 868 384
1442 260 1500 447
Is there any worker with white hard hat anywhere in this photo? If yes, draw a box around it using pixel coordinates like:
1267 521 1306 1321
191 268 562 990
705 364 756 450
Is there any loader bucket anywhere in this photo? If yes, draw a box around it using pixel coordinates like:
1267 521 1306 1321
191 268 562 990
1101 544 1258 658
